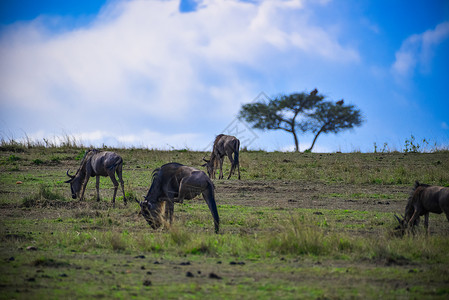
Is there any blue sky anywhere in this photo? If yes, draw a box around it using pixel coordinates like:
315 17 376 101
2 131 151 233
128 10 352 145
0 0 448 152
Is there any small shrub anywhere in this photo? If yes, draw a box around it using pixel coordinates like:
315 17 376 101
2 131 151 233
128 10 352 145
32 257 70 268
188 242 211 255
403 135 429 153
0 139 26 152
32 159 44 165
22 185 66 207
124 190 139 204
169 226 190 246
8 155 21 162
50 156 61 164
109 231 128 252
374 142 390 153
267 216 329 256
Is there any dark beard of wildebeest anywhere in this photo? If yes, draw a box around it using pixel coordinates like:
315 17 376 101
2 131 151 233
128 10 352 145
395 181 449 235
202 134 241 180
65 149 127 207
136 162 220 234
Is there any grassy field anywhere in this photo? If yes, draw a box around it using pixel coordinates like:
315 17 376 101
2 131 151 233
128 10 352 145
1 145 449 299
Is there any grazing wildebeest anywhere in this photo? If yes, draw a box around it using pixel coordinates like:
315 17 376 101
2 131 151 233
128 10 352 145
137 162 219 233
395 181 449 234
203 134 241 180
65 149 127 207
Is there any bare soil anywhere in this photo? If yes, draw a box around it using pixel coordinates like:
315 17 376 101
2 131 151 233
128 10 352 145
215 179 408 212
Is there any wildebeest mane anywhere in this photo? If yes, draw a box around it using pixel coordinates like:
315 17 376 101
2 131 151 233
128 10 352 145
75 149 100 176
406 181 431 211
213 134 225 146
210 134 225 165
145 167 163 202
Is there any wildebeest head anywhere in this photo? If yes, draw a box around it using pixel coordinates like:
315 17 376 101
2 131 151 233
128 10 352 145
202 158 215 179
393 214 406 236
402 182 423 226
65 169 82 199
404 201 416 225
393 214 420 236
138 198 166 230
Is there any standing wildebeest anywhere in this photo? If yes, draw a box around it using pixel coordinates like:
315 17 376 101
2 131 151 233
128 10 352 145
395 181 449 234
203 134 241 180
137 162 219 233
65 149 127 207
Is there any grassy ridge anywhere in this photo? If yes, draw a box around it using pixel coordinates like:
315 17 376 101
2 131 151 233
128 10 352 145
1 146 449 299
2 146 449 185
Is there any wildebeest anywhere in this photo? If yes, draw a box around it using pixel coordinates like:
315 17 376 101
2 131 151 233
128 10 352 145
65 149 127 207
395 181 449 234
203 134 241 180
137 162 219 233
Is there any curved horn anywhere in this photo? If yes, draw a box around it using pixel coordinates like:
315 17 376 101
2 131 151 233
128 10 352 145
66 169 75 178
140 196 152 209
394 214 402 224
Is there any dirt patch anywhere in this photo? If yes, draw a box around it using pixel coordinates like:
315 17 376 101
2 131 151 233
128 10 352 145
214 180 410 213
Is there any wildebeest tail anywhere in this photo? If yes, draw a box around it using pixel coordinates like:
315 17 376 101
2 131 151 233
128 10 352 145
204 180 220 234
108 156 123 171
233 139 240 169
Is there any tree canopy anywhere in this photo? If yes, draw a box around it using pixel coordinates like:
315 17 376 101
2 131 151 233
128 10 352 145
305 101 363 151
238 90 364 152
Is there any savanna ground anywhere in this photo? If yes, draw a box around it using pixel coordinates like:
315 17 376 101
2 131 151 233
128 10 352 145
1 144 449 299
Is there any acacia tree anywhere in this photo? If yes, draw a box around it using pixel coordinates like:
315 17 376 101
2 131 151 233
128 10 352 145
238 90 364 152
304 101 363 152
238 90 324 152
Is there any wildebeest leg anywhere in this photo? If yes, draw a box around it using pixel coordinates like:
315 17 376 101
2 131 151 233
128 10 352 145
408 209 419 233
116 164 127 205
108 171 119 208
175 176 203 204
96 176 101 202
165 199 175 224
236 157 241 180
218 156 225 179
226 152 235 180
424 213 430 235
174 186 185 204
79 178 90 201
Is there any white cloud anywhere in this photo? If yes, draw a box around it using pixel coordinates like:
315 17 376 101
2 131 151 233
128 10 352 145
24 128 206 149
0 0 360 149
392 21 449 78
115 129 204 149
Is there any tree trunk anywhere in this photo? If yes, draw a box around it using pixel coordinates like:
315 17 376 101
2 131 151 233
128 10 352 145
307 129 323 152
292 130 299 152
